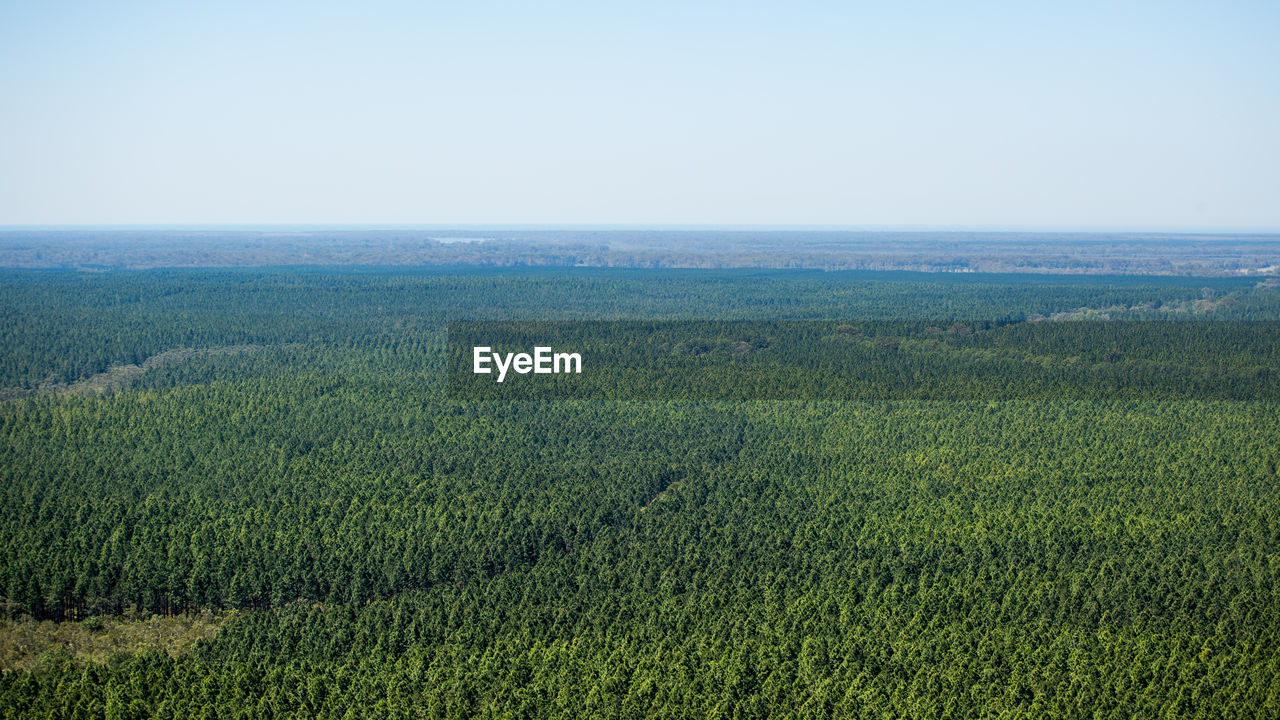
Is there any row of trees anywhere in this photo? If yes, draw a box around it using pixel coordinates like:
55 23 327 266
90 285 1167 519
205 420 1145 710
448 320 1280 402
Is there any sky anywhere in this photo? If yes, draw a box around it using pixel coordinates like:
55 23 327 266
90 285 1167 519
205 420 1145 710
0 0 1277 230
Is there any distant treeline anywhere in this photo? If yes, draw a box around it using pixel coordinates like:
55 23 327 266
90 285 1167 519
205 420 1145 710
2 229 1279 274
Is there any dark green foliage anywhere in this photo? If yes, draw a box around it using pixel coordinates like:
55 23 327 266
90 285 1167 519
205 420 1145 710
2 267 1273 388
447 320 1280 401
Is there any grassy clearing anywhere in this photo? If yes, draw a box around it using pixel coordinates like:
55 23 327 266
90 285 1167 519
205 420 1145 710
0 610 234 673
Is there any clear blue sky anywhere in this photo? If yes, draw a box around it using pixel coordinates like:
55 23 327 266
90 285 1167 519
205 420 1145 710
1 0 1276 229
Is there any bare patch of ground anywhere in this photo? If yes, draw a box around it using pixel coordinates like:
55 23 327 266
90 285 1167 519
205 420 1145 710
641 479 684 511
0 611 234 673
57 345 272 396
1029 293 1243 322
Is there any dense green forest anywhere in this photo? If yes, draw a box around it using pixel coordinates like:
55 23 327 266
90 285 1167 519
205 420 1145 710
1 267 1272 389
2 268 1278 718
446 320 1280 401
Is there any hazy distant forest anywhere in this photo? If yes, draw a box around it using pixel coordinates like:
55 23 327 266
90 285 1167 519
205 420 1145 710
2 244 1279 718
3 229 1280 276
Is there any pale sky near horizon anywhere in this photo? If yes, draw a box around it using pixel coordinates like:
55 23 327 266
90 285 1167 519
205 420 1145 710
0 1 1276 229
